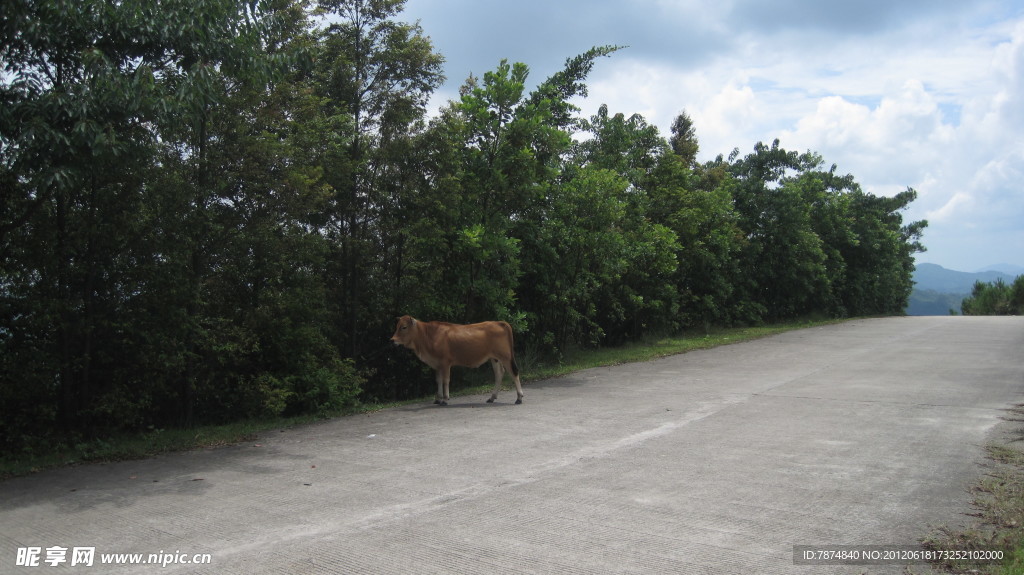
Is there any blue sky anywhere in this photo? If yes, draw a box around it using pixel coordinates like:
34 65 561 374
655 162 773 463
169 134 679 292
401 0 1024 272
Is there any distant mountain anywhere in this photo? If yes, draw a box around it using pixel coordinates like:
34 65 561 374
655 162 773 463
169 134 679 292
975 263 1024 276
912 263 1016 294
907 263 1019 316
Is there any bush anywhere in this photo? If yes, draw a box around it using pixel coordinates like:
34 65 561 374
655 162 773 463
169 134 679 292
962 276 1024 315
287 358 364 416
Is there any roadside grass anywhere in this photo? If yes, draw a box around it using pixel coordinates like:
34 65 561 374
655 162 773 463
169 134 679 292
0 317 843 481
472 319 843 387
922 405 1024 574
1 420 280 481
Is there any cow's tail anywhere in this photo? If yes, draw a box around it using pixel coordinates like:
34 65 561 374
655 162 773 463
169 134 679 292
503 322 520 377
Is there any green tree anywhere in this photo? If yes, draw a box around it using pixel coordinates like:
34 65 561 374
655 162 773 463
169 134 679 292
1014 276 1024 314
724 140 925 320
669 111 700 167
574 105 679 341
728 141 830 321
1 0 935 453
0 0 290 445
787 159 857 316
520 166 630 351
841 188 927 315
962 276 1024 315
186 0 364 422
315 0 444 355
397 48 620 329
143 0 335 427
651 133 745 328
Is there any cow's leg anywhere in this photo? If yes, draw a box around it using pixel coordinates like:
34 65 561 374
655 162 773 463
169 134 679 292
434 365 450 406
486 359 504 403
512 371 524 404
442 365 450 405
434 368 447 406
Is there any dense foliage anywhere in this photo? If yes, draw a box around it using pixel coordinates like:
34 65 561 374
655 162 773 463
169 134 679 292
961 277 1024 315
1 0 927 453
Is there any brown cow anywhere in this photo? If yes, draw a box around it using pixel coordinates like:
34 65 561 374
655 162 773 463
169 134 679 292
390 315 524 406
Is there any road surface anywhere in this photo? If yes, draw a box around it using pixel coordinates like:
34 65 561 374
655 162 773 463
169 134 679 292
3 316 1024 574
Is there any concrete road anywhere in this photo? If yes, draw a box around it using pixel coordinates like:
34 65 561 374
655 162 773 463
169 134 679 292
3 316 1024 574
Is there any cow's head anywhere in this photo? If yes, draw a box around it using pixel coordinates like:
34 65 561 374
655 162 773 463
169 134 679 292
391 315 417 348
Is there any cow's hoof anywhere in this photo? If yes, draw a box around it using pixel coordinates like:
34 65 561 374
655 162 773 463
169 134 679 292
486 397 495 403
439 400 448 406
515 398 523 405
433 399 441 405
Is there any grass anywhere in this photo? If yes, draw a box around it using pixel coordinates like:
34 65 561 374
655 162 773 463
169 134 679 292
0 410 398 481
2 421 267 480
476 319 842 387
0 317 843 481
921 405 1024 574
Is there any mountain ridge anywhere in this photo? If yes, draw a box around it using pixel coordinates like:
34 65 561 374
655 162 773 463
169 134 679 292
913 263 1016 293
907 263 1020 315
974 263 1024 275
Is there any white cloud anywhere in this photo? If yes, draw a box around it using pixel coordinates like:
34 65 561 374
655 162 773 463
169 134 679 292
577 61 759 159
964 152 1024 227
915 21 1024 269
927 192 975 224
779 79 955 193
700 83 761 151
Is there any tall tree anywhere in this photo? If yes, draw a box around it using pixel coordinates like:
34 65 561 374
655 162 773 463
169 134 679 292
842 188 927 314
728 141 831 321
574 105 679 341
651 150 745 329
669 111 700 167
0 0 280 441
315 0 443 356
522 166 631 351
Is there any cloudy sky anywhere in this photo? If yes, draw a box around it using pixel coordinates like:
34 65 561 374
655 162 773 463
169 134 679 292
401 0 1024 273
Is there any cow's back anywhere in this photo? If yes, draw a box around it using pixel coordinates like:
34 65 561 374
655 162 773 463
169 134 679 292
433 321 512 368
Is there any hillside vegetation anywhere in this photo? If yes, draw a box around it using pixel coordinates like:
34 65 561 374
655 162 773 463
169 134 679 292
1 0 926 455
908 264 1021 315
962 277 1024 315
